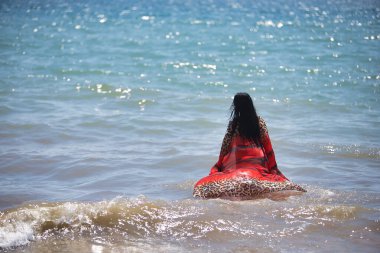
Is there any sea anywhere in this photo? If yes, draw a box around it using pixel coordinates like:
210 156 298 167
0 0 379 252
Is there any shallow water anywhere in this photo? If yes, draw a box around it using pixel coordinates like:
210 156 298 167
1 189 380 253
1 0 380 252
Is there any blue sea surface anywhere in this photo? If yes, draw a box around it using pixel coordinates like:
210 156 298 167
0 0 379 252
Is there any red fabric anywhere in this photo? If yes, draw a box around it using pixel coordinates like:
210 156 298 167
195 168 275 187
209 133 288 182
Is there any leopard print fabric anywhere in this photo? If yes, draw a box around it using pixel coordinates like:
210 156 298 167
258 116 269 143
219 122 235 158
193 177 306 199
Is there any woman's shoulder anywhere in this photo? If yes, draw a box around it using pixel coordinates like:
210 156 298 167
258 116 268 138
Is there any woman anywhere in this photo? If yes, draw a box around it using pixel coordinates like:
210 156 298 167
210 92 287 181
193 92 305 199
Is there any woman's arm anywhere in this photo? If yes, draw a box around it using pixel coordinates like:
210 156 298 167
259 117 288 180
209 122 234 174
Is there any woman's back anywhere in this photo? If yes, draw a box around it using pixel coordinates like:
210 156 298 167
213 116 288 182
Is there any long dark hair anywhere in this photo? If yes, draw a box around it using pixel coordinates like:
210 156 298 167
230 92 260 145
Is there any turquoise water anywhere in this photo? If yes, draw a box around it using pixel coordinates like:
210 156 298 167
1 0 379 252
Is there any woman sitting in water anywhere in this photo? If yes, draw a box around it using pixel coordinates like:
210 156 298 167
210 92 287 179
193 92 305 199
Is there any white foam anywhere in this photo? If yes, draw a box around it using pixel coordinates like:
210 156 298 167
0 222 34 248
325 190 335 196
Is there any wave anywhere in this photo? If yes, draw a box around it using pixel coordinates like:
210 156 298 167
1 188 379 250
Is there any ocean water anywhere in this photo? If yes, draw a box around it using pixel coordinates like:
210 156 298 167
0 0 379 252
